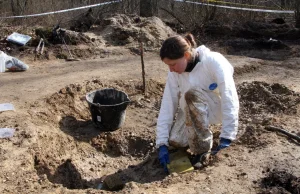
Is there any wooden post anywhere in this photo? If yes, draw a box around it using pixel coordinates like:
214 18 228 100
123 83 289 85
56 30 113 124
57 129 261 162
140 41 146 94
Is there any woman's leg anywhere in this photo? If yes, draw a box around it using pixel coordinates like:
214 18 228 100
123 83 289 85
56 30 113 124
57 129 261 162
184 88 213 155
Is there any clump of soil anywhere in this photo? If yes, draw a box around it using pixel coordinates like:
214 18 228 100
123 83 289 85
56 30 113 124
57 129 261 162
91 132 155 157
237 125 271 149
260 170 300 194
238 81 300 115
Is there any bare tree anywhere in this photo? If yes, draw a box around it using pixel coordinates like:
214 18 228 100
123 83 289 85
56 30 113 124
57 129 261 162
296 0 300 27
10 0 28 15
140 0 158 17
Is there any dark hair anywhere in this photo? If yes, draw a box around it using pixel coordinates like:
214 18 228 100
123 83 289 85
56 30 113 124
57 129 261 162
160 33 196 60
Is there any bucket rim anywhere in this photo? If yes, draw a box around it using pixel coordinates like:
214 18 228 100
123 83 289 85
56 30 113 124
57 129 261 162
85 88 131 107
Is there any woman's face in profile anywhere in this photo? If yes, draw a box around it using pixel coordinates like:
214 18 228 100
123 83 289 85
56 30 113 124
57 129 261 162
162 54 189 74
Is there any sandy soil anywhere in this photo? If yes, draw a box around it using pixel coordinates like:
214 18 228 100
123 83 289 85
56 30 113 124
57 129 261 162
0 15 300 194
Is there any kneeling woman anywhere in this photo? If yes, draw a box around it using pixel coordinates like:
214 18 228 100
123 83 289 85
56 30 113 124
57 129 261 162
156 33 239 171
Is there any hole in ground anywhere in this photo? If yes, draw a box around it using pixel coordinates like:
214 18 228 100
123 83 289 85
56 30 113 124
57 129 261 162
34 158 94 189
31 79 166 191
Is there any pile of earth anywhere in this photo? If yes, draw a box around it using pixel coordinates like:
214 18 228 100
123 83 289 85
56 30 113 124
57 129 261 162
30 78 164 157
0 14 176 60
235 81 300 149
238 81 300 116
203 20 300 40
0 25 96 60
193 20 300 60
222 38 290 51
97 14 175 47
38 80 299 154
23 78 169 191
220 38 292 61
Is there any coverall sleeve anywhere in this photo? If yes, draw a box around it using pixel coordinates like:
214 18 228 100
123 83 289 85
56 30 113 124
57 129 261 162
207 53 239 140
156 72 180 148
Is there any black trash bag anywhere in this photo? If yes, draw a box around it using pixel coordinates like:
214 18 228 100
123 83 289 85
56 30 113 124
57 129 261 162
86 88 131 131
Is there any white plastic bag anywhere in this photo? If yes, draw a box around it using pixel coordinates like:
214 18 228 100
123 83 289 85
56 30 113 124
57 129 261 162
0 128 15 138
0 51 29 72
0 51 6 73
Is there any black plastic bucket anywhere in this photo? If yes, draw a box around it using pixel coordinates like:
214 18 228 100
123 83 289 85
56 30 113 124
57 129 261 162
86 88 131 131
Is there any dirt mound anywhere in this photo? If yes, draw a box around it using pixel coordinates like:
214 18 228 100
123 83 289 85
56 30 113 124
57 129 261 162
204 21 300 40
236 81 300 148
2 13 175 61
35 28 92 45
260 170 300 194
221 38 292 60
223 38 290 51
21 78 167 191
99 14 175 47
238 21 296 40
31 78 164 157
238 81 300 115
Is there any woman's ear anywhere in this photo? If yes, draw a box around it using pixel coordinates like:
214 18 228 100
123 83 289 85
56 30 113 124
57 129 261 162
184 51 191 60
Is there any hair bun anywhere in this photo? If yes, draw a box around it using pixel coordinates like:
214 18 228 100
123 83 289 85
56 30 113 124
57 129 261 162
185 33 196 48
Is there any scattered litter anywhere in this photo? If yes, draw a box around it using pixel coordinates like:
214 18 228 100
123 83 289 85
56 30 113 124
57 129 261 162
0 52 5 73
0 51 29 72
0 128 15 138
0 103 15 112
96 183 103 189
34 38 46 60
7 32 32 46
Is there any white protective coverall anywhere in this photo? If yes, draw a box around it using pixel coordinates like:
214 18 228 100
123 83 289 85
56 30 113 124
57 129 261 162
156 45 239 154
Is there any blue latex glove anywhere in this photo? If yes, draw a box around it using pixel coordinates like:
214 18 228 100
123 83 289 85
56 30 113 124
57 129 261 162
213 138 232 154
158 145 170 173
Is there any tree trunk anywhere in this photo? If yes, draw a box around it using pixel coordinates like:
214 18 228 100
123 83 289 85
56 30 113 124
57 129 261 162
296 0 300 28
140 0 157 17
281 0 286 8
10 0 27 15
